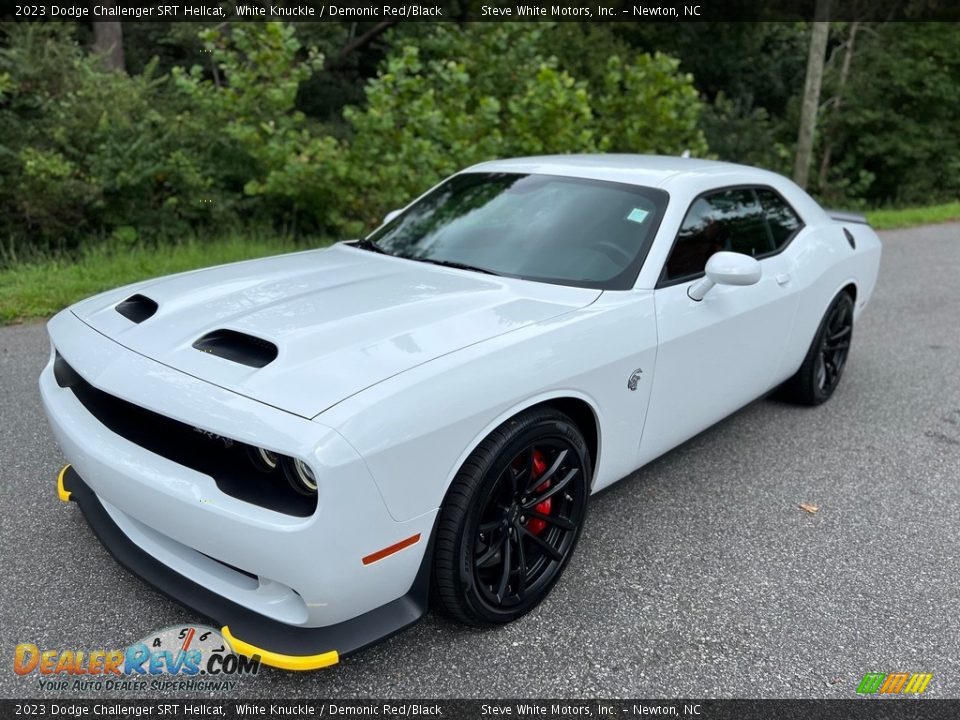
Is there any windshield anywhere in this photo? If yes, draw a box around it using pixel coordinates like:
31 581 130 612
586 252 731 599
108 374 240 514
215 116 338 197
364 172 669 290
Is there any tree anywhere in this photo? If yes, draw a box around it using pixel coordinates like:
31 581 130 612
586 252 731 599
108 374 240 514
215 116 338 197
614 23 807 174
793 0 832 189
617 23 808 118
324 21 398 70
174 23 338 233
816 21 860 194
822 22 960 205
92 7 125 73
337 24 707 233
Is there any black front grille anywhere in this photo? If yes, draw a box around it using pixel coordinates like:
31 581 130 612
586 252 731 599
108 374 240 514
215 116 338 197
55 353 316 517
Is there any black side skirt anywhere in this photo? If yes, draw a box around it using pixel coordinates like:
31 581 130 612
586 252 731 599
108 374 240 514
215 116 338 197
61 466 432 660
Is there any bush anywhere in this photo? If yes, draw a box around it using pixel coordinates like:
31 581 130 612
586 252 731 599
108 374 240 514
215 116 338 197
0 24 247 262
336 23 707 234
700 92 792 174
0 21 708 262
173 23 342 234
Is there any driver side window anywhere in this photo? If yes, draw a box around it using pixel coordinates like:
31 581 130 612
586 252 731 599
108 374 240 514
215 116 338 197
661 188 771 284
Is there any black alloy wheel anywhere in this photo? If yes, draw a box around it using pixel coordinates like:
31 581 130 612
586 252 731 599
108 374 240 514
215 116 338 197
782 290 855 406
432 407 591 626
816 295 854 395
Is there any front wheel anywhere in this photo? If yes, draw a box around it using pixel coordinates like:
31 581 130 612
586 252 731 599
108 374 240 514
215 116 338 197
782 290 855 406
432 407 591 626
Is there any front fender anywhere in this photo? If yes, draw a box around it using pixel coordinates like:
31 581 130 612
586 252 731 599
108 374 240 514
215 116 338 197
319 293 658 521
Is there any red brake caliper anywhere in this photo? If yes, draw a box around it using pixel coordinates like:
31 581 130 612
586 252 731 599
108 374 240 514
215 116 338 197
526 449 552 536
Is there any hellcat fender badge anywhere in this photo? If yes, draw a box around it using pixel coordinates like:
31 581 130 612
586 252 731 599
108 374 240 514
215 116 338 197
627 368 643 391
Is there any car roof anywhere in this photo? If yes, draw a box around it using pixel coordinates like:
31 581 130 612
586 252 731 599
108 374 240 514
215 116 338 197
464 154 779 190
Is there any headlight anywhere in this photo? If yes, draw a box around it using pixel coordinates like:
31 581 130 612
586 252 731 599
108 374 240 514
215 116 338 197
283 457 317 496
247 446 279 472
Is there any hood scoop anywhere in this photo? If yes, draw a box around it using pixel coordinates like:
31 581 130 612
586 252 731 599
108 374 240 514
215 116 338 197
192 329 278 369
115 294 158 323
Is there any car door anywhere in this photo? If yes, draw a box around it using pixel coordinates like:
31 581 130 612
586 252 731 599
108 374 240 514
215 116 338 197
637 186 803 465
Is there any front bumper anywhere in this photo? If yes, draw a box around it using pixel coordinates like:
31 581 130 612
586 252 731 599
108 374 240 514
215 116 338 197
41 310 438 668
58 465 431 669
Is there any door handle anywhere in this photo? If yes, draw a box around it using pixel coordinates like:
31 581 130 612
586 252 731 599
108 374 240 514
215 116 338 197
776 273 791 286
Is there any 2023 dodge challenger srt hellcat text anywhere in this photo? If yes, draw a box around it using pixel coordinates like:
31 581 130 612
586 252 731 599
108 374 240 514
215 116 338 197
41 156 881 670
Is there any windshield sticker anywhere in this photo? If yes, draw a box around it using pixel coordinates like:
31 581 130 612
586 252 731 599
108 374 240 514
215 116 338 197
626 207 650 224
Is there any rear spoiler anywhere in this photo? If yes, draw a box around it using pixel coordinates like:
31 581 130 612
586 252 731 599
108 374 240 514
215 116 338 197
827 209 869 225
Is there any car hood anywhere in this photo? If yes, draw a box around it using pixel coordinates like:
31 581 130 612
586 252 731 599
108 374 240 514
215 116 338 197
71 244 600 418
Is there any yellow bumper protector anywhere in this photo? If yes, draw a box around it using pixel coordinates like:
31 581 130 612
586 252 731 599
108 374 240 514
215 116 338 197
221 626 339 671
57 464 72 503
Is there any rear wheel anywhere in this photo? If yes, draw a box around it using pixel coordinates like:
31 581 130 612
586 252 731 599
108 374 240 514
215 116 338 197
782 291 855 406
432 407 591 626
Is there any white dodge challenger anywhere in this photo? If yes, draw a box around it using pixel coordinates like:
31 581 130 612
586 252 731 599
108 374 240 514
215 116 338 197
41 155 881 670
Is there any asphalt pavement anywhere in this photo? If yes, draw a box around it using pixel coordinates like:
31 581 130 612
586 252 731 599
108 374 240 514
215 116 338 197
1 223 959 699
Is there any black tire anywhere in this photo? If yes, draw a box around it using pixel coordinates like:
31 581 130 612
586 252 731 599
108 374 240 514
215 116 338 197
432 407 591 626
782 291 855 406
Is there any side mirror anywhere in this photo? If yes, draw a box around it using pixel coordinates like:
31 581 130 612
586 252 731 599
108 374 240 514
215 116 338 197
383 208 403 225
687 251 761 301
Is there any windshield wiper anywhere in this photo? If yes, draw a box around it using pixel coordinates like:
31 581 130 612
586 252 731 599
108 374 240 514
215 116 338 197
411 257 502 276
353 240 500 276
351 238 391 255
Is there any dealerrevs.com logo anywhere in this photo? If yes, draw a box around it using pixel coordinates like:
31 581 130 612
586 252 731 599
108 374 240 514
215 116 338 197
14 625 259 692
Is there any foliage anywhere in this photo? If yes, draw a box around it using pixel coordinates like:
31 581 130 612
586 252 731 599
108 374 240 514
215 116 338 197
0 24 243 259
619 23 809 178
337 23 706 232
1 19 957 274
620 23 809 117
335 45 505 231
594 53 705 155
700 93 792 174
0 21 706 250
818 23 960 205
173 23 341 232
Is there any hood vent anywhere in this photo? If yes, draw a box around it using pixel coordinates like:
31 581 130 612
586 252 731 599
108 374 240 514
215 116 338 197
115 294 158 323
193 329 278 368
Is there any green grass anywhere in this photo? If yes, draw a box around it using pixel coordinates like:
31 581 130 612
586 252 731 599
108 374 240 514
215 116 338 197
865 201 960 230
0 234 318 325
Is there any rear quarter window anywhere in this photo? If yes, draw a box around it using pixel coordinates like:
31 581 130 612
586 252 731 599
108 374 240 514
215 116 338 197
756 188 803 249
